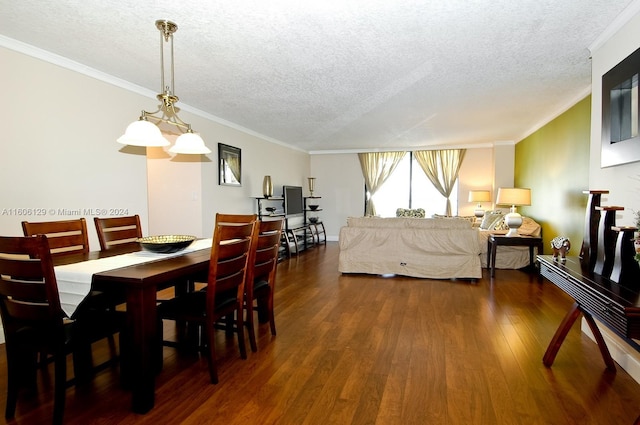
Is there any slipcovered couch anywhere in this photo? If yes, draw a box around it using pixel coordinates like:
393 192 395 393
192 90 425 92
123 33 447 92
338 215 543 279
338 217 482 279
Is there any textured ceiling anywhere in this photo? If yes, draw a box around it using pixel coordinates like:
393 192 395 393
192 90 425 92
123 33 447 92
0 0 636 152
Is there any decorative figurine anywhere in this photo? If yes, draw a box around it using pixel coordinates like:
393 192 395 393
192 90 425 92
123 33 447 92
551 236 571 262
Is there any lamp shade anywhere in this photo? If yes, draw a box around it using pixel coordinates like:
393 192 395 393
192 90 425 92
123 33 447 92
468 190 491 203
496 188 531 206
168 132 212 154
117 120 170 147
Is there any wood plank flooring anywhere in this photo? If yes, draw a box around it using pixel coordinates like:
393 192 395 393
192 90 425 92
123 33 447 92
1 242 639 424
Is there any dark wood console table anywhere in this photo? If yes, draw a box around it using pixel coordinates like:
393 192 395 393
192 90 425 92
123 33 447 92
538 255 640 371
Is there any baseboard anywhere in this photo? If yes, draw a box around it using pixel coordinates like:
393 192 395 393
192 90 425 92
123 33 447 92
581 317 640 384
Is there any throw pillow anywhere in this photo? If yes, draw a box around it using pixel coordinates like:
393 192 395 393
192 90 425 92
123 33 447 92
493 217 510 231
480 212 504 230
456 215 477 224
396 208 425 218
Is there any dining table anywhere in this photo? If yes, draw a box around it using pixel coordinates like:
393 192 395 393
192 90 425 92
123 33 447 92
53 238 213 414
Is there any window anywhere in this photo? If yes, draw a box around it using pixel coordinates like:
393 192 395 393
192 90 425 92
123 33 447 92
370 153 458 217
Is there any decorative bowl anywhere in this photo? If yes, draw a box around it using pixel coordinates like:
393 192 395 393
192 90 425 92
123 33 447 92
137 235 196 253
308 217 319 223
308 205 319 211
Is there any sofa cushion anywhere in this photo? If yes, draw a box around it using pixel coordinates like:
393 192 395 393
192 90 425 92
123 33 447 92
433 214 477 224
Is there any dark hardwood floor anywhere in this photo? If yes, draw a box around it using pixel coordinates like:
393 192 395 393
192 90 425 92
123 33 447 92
1 242 640 424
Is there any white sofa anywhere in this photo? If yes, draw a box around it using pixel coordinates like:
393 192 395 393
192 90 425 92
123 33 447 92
338 217 482 279
338 215 543 279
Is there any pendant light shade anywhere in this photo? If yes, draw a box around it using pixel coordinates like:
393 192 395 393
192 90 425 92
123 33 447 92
168 132 211 154
117 119 170 147
117 20 209 155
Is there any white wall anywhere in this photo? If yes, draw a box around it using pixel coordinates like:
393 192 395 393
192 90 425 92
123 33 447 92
146 118 310 239
458 147 497 216
1 46 149 247
588 6 640 383
310 153 364 240
590 10 640 223
1 43 310 245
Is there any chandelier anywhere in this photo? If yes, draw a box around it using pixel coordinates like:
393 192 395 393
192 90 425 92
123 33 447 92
117 20 211 154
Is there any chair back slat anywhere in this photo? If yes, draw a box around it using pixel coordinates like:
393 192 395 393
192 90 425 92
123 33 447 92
22 218 89 258
0 235 63 332
246 219 283 288
215 214 257 225
94 215 142 250
214 269 246 294
207 216 258 309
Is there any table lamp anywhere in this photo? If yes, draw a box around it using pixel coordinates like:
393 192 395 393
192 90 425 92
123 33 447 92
468 190 491 218
496 187 531 237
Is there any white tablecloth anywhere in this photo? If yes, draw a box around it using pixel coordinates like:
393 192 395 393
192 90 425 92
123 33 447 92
54 238 213 317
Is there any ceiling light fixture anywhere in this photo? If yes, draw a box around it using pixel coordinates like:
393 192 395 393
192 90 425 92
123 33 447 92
117 20 211 155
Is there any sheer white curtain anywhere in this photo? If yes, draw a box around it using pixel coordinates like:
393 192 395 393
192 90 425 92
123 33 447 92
358 151 407 216
414 149 466 216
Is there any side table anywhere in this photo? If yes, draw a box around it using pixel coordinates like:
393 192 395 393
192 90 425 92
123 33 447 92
488 234 543 277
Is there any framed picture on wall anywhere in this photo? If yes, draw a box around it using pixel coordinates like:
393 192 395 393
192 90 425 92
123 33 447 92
601 46 640 168
218 143 241 186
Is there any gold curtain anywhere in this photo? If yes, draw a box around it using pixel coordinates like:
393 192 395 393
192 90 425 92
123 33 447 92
358 151 406 216
414 149 466 216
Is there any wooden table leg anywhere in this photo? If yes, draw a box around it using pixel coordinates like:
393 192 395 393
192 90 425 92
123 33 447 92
544 302 581 367
124 285 158 413
490 239 497 277
581 310 616 372
543 301 616 372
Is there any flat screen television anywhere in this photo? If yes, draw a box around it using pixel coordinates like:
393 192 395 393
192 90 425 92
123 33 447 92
283 185 304 216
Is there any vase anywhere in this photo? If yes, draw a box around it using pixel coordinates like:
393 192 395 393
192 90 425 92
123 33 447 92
308 177 316 197
263 175 273 198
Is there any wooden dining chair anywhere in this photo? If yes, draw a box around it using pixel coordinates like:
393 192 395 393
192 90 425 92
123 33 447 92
0 235 116 425
94 215 143 251
22 218 120 365
215 213 258 225
22 218 89 257
244 218 283 352
157 217 258 383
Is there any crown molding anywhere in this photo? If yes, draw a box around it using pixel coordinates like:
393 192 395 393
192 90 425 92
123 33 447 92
589 0 640 54
0 35 305 153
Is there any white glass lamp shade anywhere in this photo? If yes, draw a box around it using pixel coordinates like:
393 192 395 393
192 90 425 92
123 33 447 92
117 120 170 147
168 132 211 154
468 190 491 218
496 188 531 237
